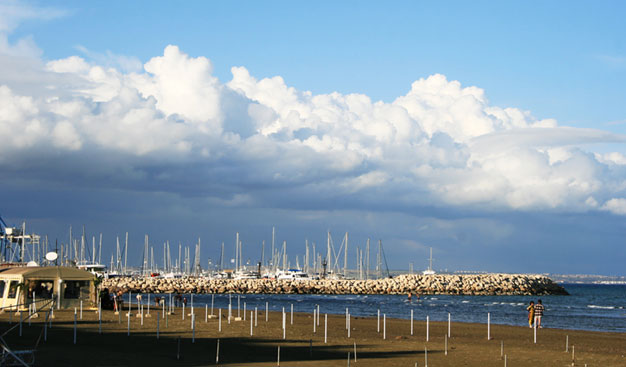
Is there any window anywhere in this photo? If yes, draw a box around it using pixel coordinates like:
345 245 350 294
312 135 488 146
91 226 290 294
7 281 19 299
0 281 4 298
25 280 54 299
63 281 89 299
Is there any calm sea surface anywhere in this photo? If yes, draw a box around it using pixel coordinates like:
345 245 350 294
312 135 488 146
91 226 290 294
129 284 626 333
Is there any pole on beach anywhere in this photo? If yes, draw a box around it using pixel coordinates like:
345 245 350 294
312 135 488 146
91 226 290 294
166 309 168 328
182 303 185 320
244 302 246 321
448 312 451 338
324 314 328 344
277 345 280 366
228 303 231 324
377 309 380 333
250 311 253 336
445 334 448 355
192 314 195 343
237 295 240 318
487 312 491 340
128 291 131 316
73 308 77 344
383 314 386 340
282 308 286 340
147 294 150 316
411 309 414 336
98 303 102 334
219 308 222 332
317 304 320 326
346 308 348 330
255 307 258 327
425 346 428 367
211 294 214 316
127 312 130 336
291 304 293 325
504 354 507 367
206 304 208 323
141 304 144 326
313 308 316 333
169 293 172 314
565 335 568 352
348 313 351 338
500 340 503 358
426 315 429 342
354 341 357 362
533 317 537 344
572 345 575 362
347 352 350 367
80 300 83 320
266 301 269 322
216 339 220 365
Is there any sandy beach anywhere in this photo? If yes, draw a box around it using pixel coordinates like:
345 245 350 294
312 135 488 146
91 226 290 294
1 306 624 366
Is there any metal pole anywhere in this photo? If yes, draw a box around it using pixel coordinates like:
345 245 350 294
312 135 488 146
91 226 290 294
324 314 327 344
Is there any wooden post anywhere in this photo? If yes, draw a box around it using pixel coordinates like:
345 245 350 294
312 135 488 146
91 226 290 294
324 314 328 344
487 312 491 340
377 309 380 333
383 314 386 340
266 301 269 322
426 315 429 342
205 304 208 323
448 312 451 337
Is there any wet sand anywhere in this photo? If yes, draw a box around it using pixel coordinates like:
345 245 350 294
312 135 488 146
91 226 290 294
0 305 624 366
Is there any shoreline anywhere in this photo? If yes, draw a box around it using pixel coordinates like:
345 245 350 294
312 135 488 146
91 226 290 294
1 306 623 366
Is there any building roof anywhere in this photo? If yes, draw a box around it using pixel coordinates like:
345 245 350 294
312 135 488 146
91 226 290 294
0 266 94 280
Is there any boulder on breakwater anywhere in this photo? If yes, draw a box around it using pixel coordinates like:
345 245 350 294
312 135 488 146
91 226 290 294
101 273 568 296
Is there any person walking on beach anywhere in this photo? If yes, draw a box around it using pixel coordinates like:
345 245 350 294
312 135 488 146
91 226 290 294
534 299 545 328
526 300 535 328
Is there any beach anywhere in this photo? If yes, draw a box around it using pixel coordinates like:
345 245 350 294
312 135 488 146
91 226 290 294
1 306 624 366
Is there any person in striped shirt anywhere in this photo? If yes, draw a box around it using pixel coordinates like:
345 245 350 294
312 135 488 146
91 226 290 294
533 299 545 328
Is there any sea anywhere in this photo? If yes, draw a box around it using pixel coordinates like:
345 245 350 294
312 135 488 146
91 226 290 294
129 284 626 333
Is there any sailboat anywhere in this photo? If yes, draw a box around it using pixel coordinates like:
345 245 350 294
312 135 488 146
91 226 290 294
422 247 436 275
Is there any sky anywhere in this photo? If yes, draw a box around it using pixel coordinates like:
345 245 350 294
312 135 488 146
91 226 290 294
1 0 625 275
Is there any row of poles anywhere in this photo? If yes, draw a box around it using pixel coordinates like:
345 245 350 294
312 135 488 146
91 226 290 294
9 296 581 367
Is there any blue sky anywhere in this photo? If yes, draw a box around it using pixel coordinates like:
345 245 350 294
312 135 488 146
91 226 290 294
1 0 625 274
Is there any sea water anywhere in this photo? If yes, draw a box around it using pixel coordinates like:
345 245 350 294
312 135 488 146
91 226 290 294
128 284 626 333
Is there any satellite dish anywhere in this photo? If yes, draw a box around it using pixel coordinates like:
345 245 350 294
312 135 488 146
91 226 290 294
26 261 38 267
45 252 58 261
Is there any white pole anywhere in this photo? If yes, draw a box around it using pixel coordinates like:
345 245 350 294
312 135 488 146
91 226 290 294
80 300 83 320
211 294 214 315
228 303 231 324
534 317 537 344
487 312 491 340
73 308 77 344
219 308 222 332
448 312 451 337
504 354 507 367
244 302 247 321
501 340 503 358
445 334 448 355
324 314 328 344
290 304 293 325
346 308 349 329
277 345 280 366
127 312 130 336
141 304 144 326
348 313 351 338
282 308 286 340
313 308 317 333
410 309 413 335
250 311 253 336
162 300 165 319
317 304 320 326
425 346 428 367
237 295 240 318
255 307 258 327
98 303 102 334
216 339 220 364
354 341 357 362
377 309 380 333
565 335 568 352
205 304 208 323
426 315 430 342
147 294 150 315
182 303 185 320
266 301 269 322
383 314 386 340
192 314 195 343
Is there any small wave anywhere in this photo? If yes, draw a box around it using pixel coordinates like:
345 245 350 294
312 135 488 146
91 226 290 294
587 305 615 310
461 301 470 304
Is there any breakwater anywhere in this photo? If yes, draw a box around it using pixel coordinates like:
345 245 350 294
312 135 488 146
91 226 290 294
102 273 568 296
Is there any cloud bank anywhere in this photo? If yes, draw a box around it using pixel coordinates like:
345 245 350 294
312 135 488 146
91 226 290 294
2 42 626 216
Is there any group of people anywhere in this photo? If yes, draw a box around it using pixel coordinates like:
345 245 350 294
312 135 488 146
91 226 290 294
526 299 545 328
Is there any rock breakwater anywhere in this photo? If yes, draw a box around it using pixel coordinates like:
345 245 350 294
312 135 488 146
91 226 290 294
101 273 568 296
